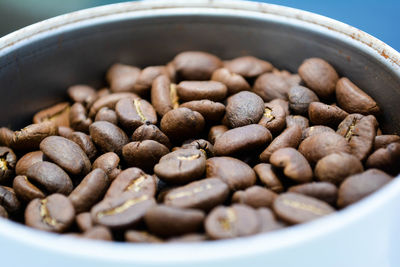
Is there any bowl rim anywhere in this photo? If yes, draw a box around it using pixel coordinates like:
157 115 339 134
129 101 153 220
0 0 399 263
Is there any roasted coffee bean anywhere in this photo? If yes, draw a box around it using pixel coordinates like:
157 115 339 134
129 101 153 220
125 230 163 243
181 139 214 158
270 148 313 183
208 125 228 144
154 149 206 184
271 99 290 116
151 75 179 116
69 169 110 213
315 152 363 185
145 205 205 237
211 68 250 95
206 157 256 191
0 127 13 147
76 212 94 232
40 136 91 176
106 168 156 199
257 208 285 233
298 58 339 99
173 51 222 80
11 121 58 151
91 191 156 229
88 92 139 118
337 169 392 208
97 88 110 98
253 71 299 102
205 204 260 239
0 146 16 184
336 77 380 115
67 85 97 107
89 121 129 155
302 125 334 140
168 233 207 243
366 142 400 175
164 178 229 211
224 56 273 78
180 100 225 122
25 193 75 233
135 66 174 95
33 102 70 127
115 98 157 132
258 101 287 135
106 63 140 93
232 186 277 208
0 186 21 213
298 132 351 165
374 135 400 150
224 91 264 128
160 108 205 141
286 115 309 131
13 175 45 202
81 226 113 241
308 102 348 127
69 103 92 132
273 192 335 224
92 152 121 180
288 182 338 206
214 124 272 156
122 141 169 171
337 114 378 161
94 107 118 124
177 81 227 102
69 132 97 160
26 161 73 195
253 163 284 193
58 126 74 139
260 125 302 162
288 85 319 115
0 205 7 218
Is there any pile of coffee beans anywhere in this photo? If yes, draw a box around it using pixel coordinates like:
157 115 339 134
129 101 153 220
0 51 398 242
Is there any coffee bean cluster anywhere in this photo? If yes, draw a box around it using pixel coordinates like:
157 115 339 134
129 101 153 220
0 51 398 242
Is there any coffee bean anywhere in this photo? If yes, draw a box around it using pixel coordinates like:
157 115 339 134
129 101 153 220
91 191 156 229
314 152 364 185
11 121 58 151
135 66 172 96
69 132 97 160
205 204 260 239
177 81 227 102
253 163 284 193
88 92 139 118
302 126 334 140
122 141 169 172
260 125 302 162
288 85 319 115
67 85 97 107
105 167 156 198
288 182 338 205
224 91 264 128
0 146 16 184
298 132 351 165
58 126 74 139
106 63 140 93
181 139 214 158
257 207 285 233
116 98 157 132
97 88 110 98
298 58 339 99
81 226 113 241
337 169 392 208
155 149 206 184
273 192 335 224
214 124 272 156
308 102 348 127
69 103 92 132
286 115 309 132
224 56 273 78
270 148 313 183
366 142 400 175
164 178 229 211
208 125 228 144
0 205 7 218
151 75 179 116
232 186 277 208
145 205 205 237
125 230 163 243
89 121 129 155
258 101 287 135
336 77 380 115
211 68 250 95
374 135 400 150
40 136 91 176
33 102 70 127
160 108 205 141
25 193 75 233
13 175 45 202
69 169 110 213
0 186 21 213
337 114 378 161
180 100 225 122
253 71 297 102
206 157 256 191
26 161 73 195
131 123 171 149
0 127 13 147
94 107 118 124
168 233 207 243
76 212 94 232
173 51 222 80
92 152 121 180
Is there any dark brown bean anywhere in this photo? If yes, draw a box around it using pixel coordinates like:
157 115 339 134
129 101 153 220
33 102 70 127
89 121 129 155
122 141 169 172
224 56 273 78
302 126 334 140
115 98 157 132
0 205 7 218
253 163 284 193
0 127 14 147
88 92 139 118
374 135 400 150
131 123 171 149
0 146 16 184
69 103 92 132
208 125 228 144
81 226 113 241
288 85 319 115
211 68 250 95
173 51 222 80
69 132 97 160
257 208 285 233
288 182 338 206
67 85 97 107
253 71 297 102
181 139 215 158
134 66 170 95
366 142 400 175
151 75 179 116
11 121 58 151
286 115 309 132
180 100 225 122
125 230 163 243
177 81 227 102
94 107 118 124
58 126 74 139
76 212 94 232
13 175 45 203
92 152 121 180
232 186 277 208
106 63 140 93
308 102 349 127
0 186 21 213
258 101 287 135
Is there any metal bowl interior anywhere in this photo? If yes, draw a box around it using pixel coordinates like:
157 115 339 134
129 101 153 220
0 1 399 266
